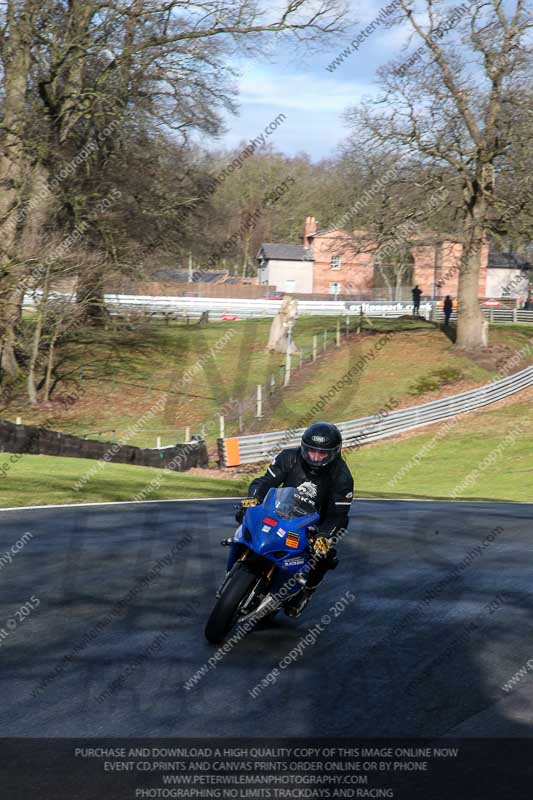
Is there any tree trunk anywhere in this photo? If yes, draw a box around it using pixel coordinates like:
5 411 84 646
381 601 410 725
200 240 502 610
0 0 39 376
27 268 50 405
456 196 488 350
27 313 43 406
0 286 25 376
43 332 59 402
242 235 251 278
76 267 106 324
19 162 53 259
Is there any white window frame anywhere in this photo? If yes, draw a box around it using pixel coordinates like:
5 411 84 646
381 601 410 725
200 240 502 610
330 255 341 270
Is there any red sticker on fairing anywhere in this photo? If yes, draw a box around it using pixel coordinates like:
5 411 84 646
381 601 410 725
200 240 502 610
263 518 277 527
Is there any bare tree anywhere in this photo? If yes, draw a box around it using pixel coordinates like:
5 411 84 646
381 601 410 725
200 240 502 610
0 0 353 376
344 0 532 349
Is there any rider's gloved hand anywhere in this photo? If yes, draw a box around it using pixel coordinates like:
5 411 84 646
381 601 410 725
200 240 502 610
235 497 259 524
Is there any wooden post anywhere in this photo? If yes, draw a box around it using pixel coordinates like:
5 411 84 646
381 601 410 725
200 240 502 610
345 314 350 337
284 321 293 386
156 436 161 449
219 415 225 438
336 320 341 347
185 426 190 442
256 385 263 418
323 329 327 352
284 350 292 386
313 335 317 361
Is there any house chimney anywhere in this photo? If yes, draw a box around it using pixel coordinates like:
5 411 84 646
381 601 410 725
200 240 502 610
303 216 317 249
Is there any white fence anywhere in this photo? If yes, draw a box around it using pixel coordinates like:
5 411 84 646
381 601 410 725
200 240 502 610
435 308 533 324
23 292 434 320
106 295 437 320
218 366 533 466
23 292 533 323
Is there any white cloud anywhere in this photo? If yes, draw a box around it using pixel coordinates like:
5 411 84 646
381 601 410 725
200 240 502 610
239 66 365 114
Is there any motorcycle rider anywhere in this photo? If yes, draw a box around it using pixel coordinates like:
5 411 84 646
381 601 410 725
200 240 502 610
235 422 354 617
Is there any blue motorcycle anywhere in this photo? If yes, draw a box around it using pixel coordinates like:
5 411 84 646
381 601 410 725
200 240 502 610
205 486 325 644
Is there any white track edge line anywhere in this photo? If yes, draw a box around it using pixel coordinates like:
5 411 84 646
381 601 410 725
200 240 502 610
0 496 530 513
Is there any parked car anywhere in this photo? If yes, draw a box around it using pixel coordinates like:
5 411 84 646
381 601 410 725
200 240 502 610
264 292 284 300
221 313 238 321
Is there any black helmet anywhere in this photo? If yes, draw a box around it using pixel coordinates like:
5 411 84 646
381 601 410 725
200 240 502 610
301 422 342 468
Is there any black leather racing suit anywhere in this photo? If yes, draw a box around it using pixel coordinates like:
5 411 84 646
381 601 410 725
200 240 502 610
248 448 354 589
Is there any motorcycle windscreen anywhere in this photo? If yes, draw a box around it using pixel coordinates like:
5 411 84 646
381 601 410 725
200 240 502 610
263 487 320 526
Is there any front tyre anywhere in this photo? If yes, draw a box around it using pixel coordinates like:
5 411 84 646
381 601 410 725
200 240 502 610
205 562 258 644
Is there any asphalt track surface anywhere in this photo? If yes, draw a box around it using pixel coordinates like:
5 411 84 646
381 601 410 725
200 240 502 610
1 498 532 738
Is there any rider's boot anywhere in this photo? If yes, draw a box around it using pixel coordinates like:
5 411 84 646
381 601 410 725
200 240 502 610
284 586 316 618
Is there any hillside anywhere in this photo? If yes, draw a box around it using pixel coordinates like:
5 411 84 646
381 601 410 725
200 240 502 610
2 318 530 455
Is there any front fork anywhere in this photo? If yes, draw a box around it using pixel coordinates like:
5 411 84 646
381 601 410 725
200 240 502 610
217 535 276 606
222 526 245 573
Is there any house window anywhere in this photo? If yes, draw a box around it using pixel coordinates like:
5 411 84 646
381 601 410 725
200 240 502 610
285 279 296 292
330 255 341 270
330 282 341 296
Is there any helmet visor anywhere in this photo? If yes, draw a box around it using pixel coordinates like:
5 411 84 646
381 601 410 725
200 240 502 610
301 443 340 468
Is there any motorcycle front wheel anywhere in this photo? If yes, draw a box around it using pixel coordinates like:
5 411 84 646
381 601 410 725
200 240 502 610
205 561 259 644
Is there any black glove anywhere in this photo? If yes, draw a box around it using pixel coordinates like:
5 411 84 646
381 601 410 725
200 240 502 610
235 503 246 525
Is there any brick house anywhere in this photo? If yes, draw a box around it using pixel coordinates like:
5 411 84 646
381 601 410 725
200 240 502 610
257 216 493 299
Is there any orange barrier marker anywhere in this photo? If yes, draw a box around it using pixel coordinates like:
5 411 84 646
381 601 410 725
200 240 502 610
224 437 241 467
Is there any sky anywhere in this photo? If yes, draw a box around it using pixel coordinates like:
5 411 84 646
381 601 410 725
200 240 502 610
216 0 414 161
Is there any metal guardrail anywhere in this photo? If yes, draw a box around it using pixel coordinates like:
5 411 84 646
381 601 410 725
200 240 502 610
24 293 434 320
104 297 437 321
435 308 533 323
217 366 533 466
24 292 533 323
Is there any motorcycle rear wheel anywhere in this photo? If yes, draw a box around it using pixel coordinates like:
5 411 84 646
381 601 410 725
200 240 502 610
205 562 258 644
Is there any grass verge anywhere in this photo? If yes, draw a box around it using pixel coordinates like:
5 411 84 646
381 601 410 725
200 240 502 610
0 455 248 508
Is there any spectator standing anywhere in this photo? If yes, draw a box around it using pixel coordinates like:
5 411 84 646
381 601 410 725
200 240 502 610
412 285 422 316
444 295 453 326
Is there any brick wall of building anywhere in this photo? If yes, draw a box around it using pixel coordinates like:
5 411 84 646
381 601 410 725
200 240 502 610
308 227 488 298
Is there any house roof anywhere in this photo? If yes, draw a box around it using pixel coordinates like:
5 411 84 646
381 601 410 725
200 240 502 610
487 251 532 270
257 243 314 262
152 270 227 282
308 226 337 237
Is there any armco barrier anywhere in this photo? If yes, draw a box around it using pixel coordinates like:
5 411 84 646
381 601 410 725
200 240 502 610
0 420 208 471
23 292 434 320
24 292 533 324
217 366 533 466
